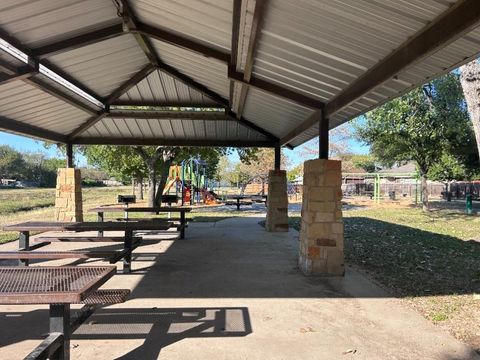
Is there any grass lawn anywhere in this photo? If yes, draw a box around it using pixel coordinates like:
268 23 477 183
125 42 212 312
0 187 133 243
291 204 480 352
0 187 260 243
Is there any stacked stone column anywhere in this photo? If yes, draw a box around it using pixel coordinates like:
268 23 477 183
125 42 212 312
54 168 83 222
265 170 289 232
299 159 344 275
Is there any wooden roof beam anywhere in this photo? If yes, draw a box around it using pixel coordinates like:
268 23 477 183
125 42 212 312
229 69 324 109
235 0 268 119
134 22 230 63
106 111 230 120
0 27 104 105
73 137 276 147
30 23 125 59
281 0 480 146
0 116 67 143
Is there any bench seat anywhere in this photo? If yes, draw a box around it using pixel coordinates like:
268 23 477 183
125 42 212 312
34 236 142 243
80 289 130 305
0 249 128 263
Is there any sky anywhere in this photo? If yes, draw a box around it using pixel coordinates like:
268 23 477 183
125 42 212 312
0 125 369 169
0 131 89 166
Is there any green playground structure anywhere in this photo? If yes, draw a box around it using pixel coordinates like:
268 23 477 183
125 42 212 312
343 172 418 203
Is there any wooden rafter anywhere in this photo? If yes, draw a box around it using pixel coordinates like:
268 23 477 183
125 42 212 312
74 137 276 147
0 28 103 114
31 23 125 59
229 69 324 109
281 0 480 146
106 111 230 120
235 0 268 119
0 116 67 143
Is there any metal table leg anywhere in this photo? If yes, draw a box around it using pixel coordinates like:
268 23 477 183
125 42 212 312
180 211 186 239
123 229 133 274
50 304 70 360
97 212 104 237
19 231 29 266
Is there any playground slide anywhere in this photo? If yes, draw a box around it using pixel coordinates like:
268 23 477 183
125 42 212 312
200 188 218 205
163 178 177 195
208 190 221 200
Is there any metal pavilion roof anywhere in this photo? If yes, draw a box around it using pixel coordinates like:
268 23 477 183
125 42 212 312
0 0 480 149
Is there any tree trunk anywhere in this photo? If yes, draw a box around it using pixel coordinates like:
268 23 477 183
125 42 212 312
154 159 173 206
147 165 156 208
420 172 429 212
135 175 143 200
446 182 452 202
460 59 480 157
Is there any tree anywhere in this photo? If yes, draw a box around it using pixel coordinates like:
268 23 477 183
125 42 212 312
300 123 354 158
357 73 476 211
234 148 289 185
351 154 377 173
337 153 377 173
287 163 303 182
0 145 25 179
460 59 480 157
214 156 237 185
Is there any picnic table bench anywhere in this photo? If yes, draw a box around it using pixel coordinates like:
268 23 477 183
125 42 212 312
3 221 172 273
0 266 128 360
89 206 192 239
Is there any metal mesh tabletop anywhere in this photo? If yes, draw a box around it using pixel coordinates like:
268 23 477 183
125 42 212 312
3 221 172 232
0 266 116 304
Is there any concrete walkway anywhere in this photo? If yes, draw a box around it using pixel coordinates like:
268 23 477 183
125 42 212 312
0 217 478 360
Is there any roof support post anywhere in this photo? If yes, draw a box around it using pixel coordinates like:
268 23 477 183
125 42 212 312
66 143 74 168
274 145 281 170
319 113 329 160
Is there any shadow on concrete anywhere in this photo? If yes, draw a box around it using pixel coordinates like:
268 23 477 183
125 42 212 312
0 307 251 359
73 307 252 359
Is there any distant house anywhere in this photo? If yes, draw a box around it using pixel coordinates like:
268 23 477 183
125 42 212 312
0 179 16 187
101 179 124 186
377 162 417 182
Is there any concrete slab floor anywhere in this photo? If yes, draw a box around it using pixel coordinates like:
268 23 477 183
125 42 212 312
0 216 478 360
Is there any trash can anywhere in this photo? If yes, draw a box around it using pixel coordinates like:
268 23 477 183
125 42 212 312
389 191 396 200
466 193 473 215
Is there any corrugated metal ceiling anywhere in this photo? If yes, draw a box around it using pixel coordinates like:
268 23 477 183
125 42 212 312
0 0 479 148
131 0 232 50
83 116 266 141
47 34 149 98
151 39 230 100
0 0 118 48
0 80 91 134
115 69 219 106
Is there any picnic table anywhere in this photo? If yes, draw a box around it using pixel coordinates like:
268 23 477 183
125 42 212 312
3 221 171 273
89 206 192 239
0 266 119 360
227 195 251 210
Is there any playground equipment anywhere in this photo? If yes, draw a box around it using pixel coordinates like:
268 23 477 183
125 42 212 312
163 158 218 206
342 172 419 203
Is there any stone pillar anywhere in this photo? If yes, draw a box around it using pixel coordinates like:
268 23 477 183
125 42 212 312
298 159 344 276
265 170 288 232
54 168 83 222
